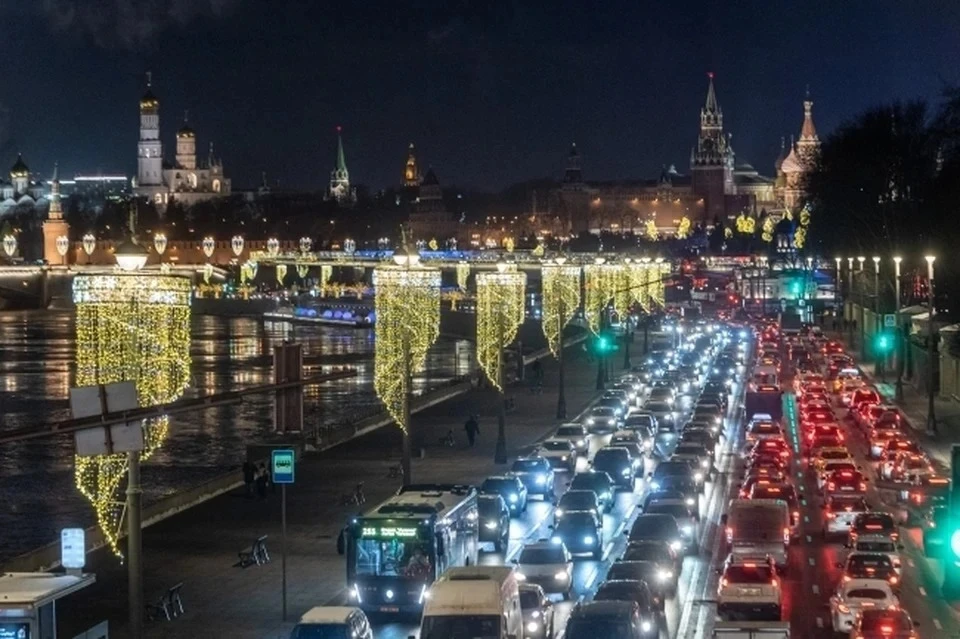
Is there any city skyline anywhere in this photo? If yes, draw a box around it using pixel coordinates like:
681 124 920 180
0 1 958 191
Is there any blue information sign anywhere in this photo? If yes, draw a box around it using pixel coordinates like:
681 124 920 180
272 449 295 484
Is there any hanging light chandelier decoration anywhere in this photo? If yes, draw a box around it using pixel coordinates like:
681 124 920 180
476 265 526 391
540 262 581 357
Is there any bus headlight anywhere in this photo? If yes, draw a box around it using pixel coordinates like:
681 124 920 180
508 493 518 503
385 589 395 600
657 569 673 581
535 474 547 485
694 472 704 482
641 620 653 633
685 497 695 506
349 585 362 603
484 521 498 530
670 540 682 552
554 571 568 581
583 535 595 545
527 621 540 633
700 459 710 468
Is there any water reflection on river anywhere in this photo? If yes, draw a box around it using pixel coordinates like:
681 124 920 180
0 311 473 562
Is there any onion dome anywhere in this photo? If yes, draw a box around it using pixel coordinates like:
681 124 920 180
10 154 28 177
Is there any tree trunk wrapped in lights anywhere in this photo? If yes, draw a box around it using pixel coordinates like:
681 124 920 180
584 263 618 334
73 273 192 558
649 261 669 307
629 262 652 311
612 264 632 320
296 263 310 280
320 264 333 296
373 266 441 432
456 261 470 291
541 264 581 357
476 270 526 391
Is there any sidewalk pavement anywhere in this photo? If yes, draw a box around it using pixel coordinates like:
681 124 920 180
57 337 656 639
829 331 960 469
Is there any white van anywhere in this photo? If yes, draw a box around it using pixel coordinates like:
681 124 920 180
723 499 791 569
418 566 522 639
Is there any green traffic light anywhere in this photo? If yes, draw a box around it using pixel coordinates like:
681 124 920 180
951 529 960 559
874 333 892 353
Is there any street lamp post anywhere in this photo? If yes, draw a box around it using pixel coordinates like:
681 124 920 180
834 257 842 330
846 258 854 348
495 299 507 462
894 256 904 402
872 256 882 380
925 255 937 434
857 256 866 359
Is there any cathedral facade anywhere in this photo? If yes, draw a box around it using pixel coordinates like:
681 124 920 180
327 127 357 205
549 75 818 236
133 74 231 206
0 154 49 217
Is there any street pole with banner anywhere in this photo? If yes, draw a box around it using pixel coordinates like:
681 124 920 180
272 449 296 621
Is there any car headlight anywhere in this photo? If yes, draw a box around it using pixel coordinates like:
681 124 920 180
484 521 498 530
385 588 395 600
554 571 568 581
577 439 585 446
509 493 518 503
561 455 568 461
657 569 673 581
622 468 632 476
516 572 526 581
681 524 693 535
535 475 547 485
587 418 595 424
649 481 660 490
700 459 710 468
601 491 611 500
608 418 616 425
527 621 540 633
670 540 682 551
685 497 695 506
667 398 675 405
694 472 704 482
531 610 541 619
551 536 562 544
641 620 652 633
555 508 564 518
583 535 595 545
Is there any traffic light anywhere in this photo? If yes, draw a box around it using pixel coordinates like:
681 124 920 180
873 331 894 355
594 334 612 354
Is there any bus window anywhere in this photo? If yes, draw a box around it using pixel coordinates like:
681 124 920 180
355 538 433 578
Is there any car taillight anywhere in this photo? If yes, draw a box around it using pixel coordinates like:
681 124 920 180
721 577 729 587
842 574 851 582
859 483 866 491
827 512 835 519
725 526 733 543
837 603 850 613
889 575 898 585
771 578 779 587
828 482 835 491
880 625 893 634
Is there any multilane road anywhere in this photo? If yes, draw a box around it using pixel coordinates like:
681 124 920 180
364 364 749 639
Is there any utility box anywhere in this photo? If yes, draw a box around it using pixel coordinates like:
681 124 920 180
273 343 303 433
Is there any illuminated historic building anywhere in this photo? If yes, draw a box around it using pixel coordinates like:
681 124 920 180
133 73 231 206
777 92 821 211
327 126 357 205
403 143 421 188
0 154 49 216
549 74 785 236
406 168 459 243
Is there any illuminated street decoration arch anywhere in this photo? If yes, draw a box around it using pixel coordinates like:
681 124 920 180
541 264 580 357
476 269 526 391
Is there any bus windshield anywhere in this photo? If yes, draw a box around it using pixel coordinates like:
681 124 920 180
420 615 500 639
354 537 433 578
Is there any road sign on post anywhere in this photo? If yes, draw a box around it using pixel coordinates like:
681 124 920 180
884 314 896 329
272 449 296 484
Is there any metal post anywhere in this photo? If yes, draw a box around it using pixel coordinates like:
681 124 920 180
894 257 904 402
127 450 143 639
643 317 649 355
495 306 508 464
846 258 854 348
596 305 606 391
556 296 567 420
401 333 412 484
622 321 632 370
281 483 287 621
926 256 937 434
873 258 883 380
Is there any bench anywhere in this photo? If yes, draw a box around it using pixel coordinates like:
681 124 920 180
145 582 185 621
237 535 270 567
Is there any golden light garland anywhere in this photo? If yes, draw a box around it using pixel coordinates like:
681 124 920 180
476 270 526 390
612 264 632 319
761 217 775 243
628 262 652 311
297 264 310 279
645 220 659 241
320 264 333 296
456 261 470 291
583 263 618 334
676 216 691 239
73 274 192 558
650 261 669 307
541 264 581 357
276 263 288 285
373 266 441 433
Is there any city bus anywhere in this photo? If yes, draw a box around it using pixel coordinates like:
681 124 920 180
344 483 479 614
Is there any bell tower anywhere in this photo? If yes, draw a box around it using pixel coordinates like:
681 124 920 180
691 73 733 221
42 163 70 266
137 72 163 189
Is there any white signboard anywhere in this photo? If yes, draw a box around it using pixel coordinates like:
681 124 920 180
61 527 85 570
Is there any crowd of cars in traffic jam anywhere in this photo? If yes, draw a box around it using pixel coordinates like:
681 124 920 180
291 316 952 638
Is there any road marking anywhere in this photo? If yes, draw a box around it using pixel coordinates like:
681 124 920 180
908 558 915 568
804 515 809 523
806 535 812 543
934 619 943 630
809 557 816 566
812 584 820 595
816 617 824 628
919 586 927 596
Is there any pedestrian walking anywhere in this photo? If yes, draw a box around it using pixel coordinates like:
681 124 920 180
256 462 268 499
242 460 255 499
464 415 480 447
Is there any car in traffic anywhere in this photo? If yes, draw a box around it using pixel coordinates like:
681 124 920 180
593 581 660 636
627 514 683 553
716 554 781 621
536 439 578 473
642 499 698 553
623 413 657 450
848 608 918 639
480 475 528 516
554 489 600 523
671 442 714 478
509 456 556 501
477 493 510 551
552 511 604 559
649 459 705 493
555 423 590 454
590 446 638 492
823 468 868 498
289 607 374 639
839 552 899 590
564 600 650 639
515 541 573 599
568 471 615 513
619 540 680 595
585 406 622 434
822 494 870 539
829 579 899 634
518 584 554 639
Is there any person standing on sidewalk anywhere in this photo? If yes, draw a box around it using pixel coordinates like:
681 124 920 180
464 415 480 447
256 462 268 499
242 460 255 499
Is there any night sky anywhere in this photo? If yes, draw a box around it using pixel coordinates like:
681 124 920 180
1 0 958 191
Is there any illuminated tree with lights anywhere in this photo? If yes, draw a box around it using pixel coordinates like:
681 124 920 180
373 248 441 482
584 261 618 334
477 265 526 463
73 273 192 558
319 264 333 296
541 261 581 418
645 220 660 241
761 216 775 243
676 216 692 239
456 261 470 291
